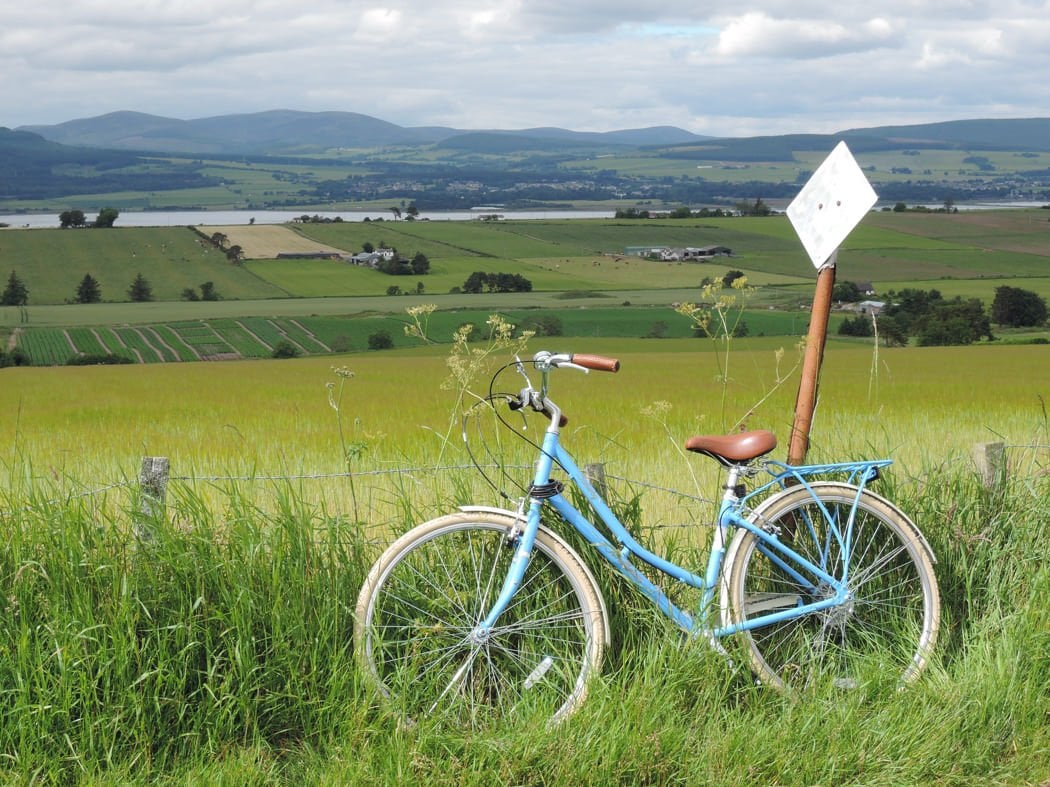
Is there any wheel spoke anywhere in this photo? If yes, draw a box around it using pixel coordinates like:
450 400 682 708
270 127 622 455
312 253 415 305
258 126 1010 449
730 485 939 691
356 516 605 727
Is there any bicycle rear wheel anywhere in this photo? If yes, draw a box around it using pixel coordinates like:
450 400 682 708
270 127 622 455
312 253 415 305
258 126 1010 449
724 483 939 691
355 511 607 727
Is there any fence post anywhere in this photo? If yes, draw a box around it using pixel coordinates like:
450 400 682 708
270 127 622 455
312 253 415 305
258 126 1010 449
584 462 608 501
972 442 1005 488
136 456 170 541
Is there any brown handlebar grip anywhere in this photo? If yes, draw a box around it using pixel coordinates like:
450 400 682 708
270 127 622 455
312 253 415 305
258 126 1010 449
541 405 569 427
571 353 620 373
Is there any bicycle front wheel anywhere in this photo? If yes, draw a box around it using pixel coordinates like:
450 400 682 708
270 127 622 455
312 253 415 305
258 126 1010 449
724 483 940 692
354 511 607 727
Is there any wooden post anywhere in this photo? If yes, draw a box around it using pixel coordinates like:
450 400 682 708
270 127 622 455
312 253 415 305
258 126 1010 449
787 261 837 466
584 462 608 501
136 456 170 542
973 442 1005 488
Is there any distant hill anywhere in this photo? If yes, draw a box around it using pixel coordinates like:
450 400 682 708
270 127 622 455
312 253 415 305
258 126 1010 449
18 110 708 155
0 126 218 199
656 119 1050 162
5 111 1049 206
18 110 1050 160
842 117 1050 150
17 109 451 154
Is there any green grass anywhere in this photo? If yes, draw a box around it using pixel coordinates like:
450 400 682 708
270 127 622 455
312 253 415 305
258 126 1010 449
0 343 1046 783
0 227 286 304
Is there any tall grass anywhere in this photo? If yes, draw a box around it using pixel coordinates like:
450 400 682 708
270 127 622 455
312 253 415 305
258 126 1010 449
0 457 1045 783
0 340 1048 782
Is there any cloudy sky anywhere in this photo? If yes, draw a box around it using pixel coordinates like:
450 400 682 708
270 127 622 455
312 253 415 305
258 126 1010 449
4 1 1049 136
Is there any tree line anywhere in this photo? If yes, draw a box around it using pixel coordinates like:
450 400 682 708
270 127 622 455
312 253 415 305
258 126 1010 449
0 269 216 305
58 208 120 228
838 285 1047 346
459 271 533 293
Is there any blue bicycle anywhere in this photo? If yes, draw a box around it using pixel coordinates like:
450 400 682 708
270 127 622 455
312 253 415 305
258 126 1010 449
355 351 940 726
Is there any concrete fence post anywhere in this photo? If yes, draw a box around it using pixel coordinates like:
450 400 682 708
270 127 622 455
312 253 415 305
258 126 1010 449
972 442 1005 489
136 456 170 541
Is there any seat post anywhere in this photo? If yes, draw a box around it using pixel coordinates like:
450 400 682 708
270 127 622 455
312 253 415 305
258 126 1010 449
722 464 747 503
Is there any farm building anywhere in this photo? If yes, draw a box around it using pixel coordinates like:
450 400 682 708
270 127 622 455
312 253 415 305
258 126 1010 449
349 248 397 267
851 300 886 315
626 245 733 260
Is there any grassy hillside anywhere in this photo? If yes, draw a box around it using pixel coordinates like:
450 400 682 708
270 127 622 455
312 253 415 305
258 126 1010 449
0 227 286 304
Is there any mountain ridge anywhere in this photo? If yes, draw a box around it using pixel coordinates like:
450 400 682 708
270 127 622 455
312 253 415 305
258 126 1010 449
15 109 1050 158
16 109 707 154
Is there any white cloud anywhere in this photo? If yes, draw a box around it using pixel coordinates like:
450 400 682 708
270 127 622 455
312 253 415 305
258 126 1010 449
1 1 1049 136
713 12 900 58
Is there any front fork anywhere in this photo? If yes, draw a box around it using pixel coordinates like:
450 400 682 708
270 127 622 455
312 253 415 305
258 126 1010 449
471 430 559 641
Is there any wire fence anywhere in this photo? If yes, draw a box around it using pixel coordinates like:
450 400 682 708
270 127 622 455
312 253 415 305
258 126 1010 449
3 440 1047 527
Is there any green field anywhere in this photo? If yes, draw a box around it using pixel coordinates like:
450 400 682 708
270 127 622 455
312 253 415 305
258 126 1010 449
0 226 287 304
0 341 1047 783
2 210 1050 367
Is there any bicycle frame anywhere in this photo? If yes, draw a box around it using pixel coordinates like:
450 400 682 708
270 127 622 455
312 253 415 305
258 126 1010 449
473 414 892 644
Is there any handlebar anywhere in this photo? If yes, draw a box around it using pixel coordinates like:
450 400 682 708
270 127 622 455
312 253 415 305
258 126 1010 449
570 353 621 373
506 351 621 428
532 351 620 374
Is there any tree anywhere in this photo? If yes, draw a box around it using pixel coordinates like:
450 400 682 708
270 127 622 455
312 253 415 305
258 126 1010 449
838 314 874 337
462 271 487 294
59 209 87 228
94 207 120 228
991 286 1047 327
368 330 394 350
210 232 229 248
389 206 402 221
461 271 532 293
735 197 771 216
833 281 863 302
0 347 31 367
915 298 993 346
127 273 153 302
181 287 200 301
225 245 243 263
271 340 301 359
406 203 419 219
1 270 28 306
199 281 219 301
74 273 102 304
410 252 430 275
721 269 746 289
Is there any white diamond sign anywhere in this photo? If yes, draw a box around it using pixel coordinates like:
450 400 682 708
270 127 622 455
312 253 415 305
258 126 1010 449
787 141 878 270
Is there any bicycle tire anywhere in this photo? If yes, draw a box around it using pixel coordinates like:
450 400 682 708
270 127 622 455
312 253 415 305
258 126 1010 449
723 482 940 691
355 510 608 726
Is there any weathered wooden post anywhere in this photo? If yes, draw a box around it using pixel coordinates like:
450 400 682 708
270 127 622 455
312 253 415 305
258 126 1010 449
583 462 608 501
785 142 878 465
787 261 837 466
973 441 1006 488
136 456 170 542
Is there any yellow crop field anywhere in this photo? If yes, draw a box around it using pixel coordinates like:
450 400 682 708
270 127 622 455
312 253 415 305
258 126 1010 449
207 224 352 259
